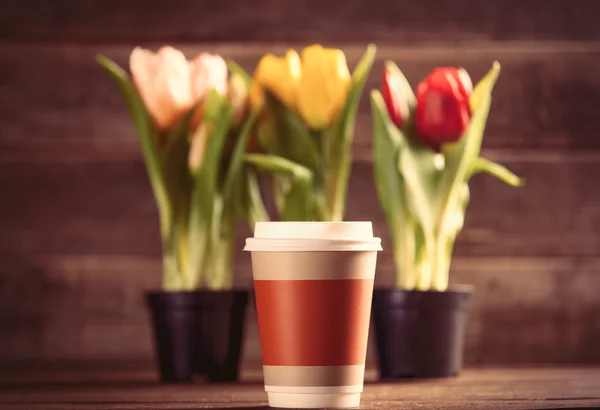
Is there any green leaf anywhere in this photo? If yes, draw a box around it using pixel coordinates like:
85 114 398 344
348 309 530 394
197 91 235 197
222 108 260 202
371 86 439 236
202 196 236 290
96 55 172 239
239 167 270 229
244 154 314 221
161 106 198 222
431 183 470 291
323 43 377 220
371 90 406 235
470 157 525 187
187 91 234 288
161 123 193 282
397 130 440 234
332 44 378 140
374 62 441 244
226 60 253 90
372 88 442 290
372 89 419 289
265 91 320 170
470 61 500 114
434 62 501 236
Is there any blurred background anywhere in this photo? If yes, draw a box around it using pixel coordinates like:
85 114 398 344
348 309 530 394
1 0 599 373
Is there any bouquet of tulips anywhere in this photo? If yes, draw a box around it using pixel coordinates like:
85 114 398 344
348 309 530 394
229 44 376 222
97 46 264 291
371 61 524 291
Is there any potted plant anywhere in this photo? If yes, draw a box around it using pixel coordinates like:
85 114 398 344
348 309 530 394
370 61 525 378
97 46 265 382
227 44 376 221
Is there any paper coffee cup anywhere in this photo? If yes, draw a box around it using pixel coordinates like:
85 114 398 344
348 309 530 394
244 222 382 409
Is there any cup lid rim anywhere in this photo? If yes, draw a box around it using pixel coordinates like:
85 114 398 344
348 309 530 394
243 237 383 252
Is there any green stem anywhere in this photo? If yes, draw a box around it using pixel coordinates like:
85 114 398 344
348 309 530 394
324 140 350 222
395 221 417 290
204 230 236 290
203 197 236 290
162 235 188 290
431 235 451 291
415 239 433 291
245 169 271 228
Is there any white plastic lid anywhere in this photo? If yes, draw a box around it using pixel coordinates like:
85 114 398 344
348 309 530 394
244 222 382 252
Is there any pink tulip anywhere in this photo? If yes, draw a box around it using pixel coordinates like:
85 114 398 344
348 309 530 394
190 53 228 102
129 46 194 131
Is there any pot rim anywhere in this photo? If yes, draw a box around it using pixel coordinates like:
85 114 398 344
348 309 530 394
373 284 474 294
372 285 473 310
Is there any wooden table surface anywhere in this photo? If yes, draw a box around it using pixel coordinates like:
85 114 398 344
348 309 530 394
1 365 599 409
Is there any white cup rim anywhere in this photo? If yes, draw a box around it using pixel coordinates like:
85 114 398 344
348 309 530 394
244 237 382 252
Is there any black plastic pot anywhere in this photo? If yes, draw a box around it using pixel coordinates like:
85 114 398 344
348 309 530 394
372 286 472 378
195 290 249 382
146 292 200 383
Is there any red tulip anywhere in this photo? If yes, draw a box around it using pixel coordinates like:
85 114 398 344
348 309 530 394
381 67 410 128
415 67 473 148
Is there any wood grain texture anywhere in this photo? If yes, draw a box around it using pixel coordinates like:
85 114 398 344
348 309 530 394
2 0 600 43
2 0 600 369
2 254 599 365
0 367 599 409
2 158 599 259
3 43 600 161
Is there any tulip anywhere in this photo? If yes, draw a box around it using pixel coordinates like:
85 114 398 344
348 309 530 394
129 46 194 131
188 53 228 129
415 67 473 146
190 53 228 101
250 50 301 111
381 67 410 129
296 44 351 130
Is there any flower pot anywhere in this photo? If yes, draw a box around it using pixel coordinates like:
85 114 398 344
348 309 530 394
146 291 200 383
195 290 249 382
372 286 472 378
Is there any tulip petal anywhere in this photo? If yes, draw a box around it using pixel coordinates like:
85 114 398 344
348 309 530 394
130 46 194 130
381 62 413 128
157 46 194 108
297 44 351 130
457 68 473 96
251 51 301 112
129 47 162 125
190 53 228 102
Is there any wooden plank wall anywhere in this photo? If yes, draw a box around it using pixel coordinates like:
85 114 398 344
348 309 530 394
1 0 600 370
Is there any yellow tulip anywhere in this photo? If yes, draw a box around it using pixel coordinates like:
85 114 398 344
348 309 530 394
250 50 301 111
296 44 351 130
